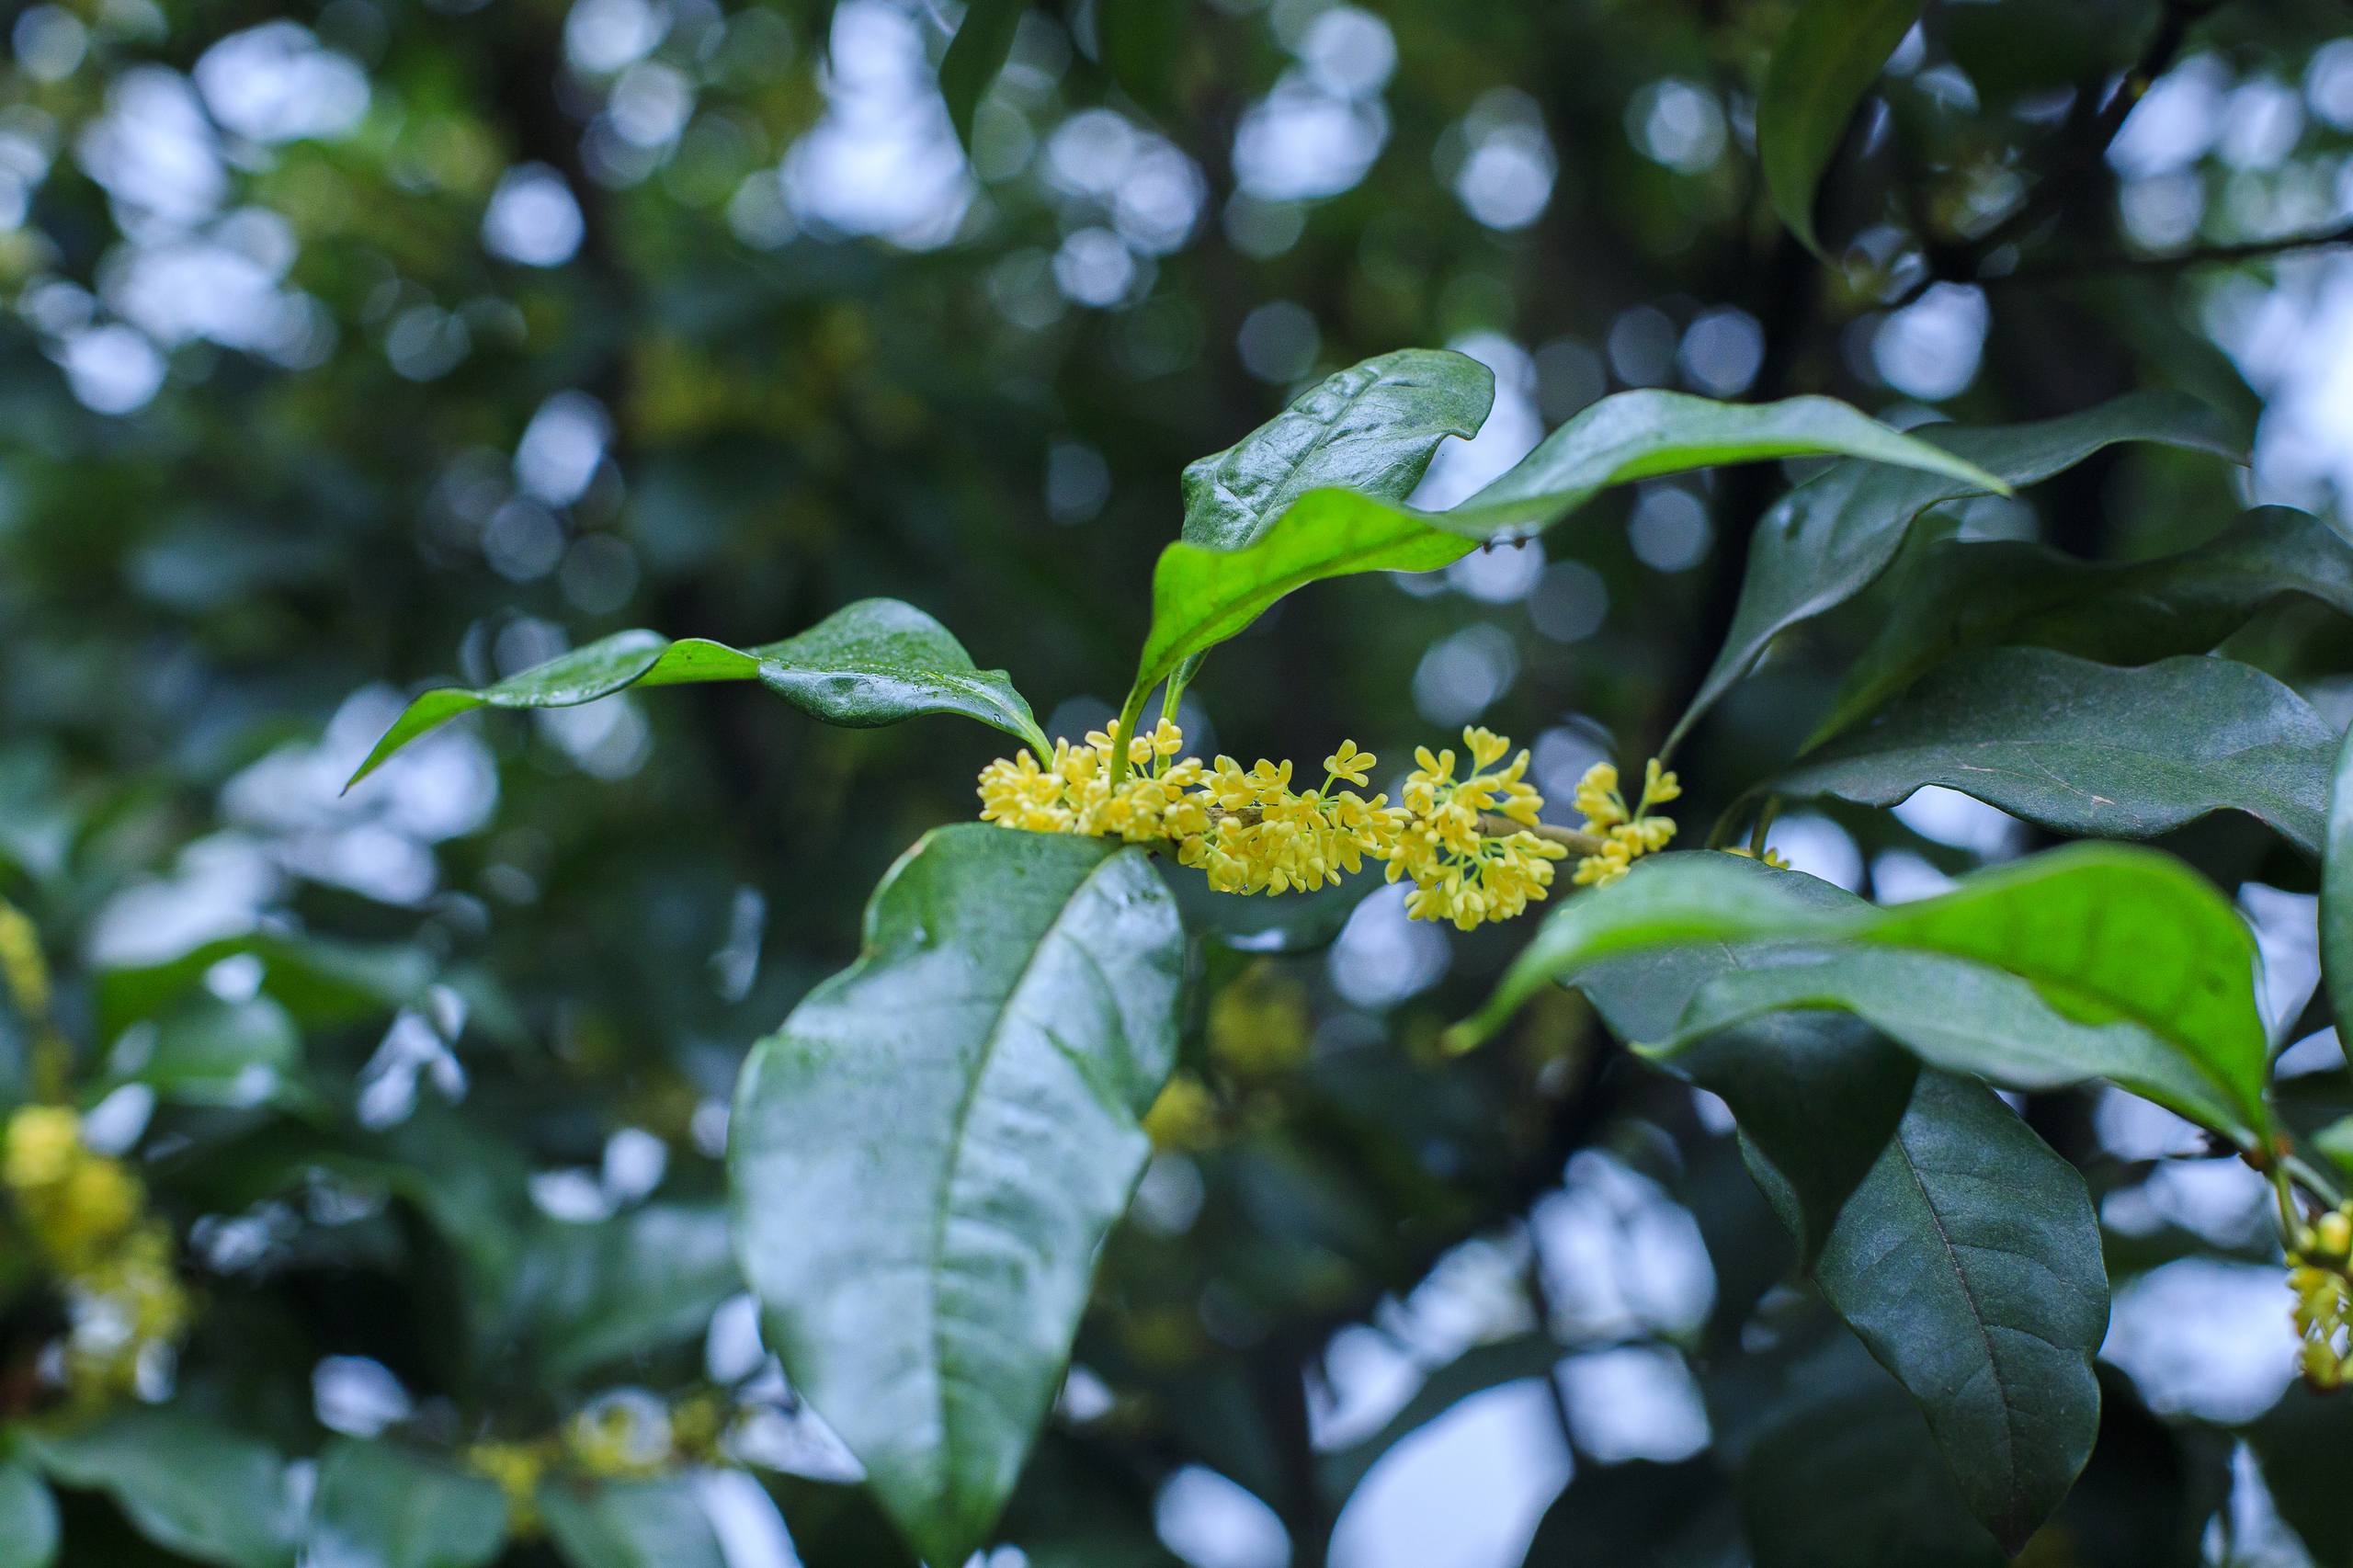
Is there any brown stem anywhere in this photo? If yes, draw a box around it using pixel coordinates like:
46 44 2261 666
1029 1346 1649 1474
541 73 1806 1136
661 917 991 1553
1478 814 1608 856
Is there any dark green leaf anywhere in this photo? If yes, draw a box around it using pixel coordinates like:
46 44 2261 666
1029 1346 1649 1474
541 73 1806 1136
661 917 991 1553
538 1479 723 1568
1757 0 1922 253
1521 1456 1726 1567
1668 393 2242 753
2245 1384 2353 1566
27 1412 296 1568
2325 724 2353 1042
1736 1335 2006 1568
1093 0 1188 119
1620 955 2105 1547
1807 506 2353 746
305 1440 507 1568
1808 1070 2106 1552
1457 846 2267 1137
729 824 1186 1565
1768 650 2336 855
938 0 1025 151
0 1460 59 1568
348 599 1046 786
1672 1017 1918 1262
1120 390 2006 757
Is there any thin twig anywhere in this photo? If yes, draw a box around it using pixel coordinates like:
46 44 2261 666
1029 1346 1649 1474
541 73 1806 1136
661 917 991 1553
1479 814 1608 857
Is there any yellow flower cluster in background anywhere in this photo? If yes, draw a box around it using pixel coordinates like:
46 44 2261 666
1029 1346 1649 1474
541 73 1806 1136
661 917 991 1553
1567 757 1681 886
2290 1204 2353 1389
979 722 1591 930
2 1105 190 1408
464 1388 733 1534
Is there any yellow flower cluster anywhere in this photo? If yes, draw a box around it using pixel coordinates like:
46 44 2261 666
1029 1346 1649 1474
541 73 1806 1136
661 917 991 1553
2290 1204 2353 1390
1389 731 1568 930
978 722 1574 929
3 1105 191 1407
465 1389 733 1534
1568 758 1682 886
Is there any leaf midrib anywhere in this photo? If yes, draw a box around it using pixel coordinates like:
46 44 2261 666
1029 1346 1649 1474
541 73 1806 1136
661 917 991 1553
917 846 1129 1504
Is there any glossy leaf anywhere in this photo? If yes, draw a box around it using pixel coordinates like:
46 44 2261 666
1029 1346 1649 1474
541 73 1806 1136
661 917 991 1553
1119 389 2007 757
1809 1069 2106 1551
2325 725 2353 1042
0 1460 59 1568
1768 650 2336 855
1178 348 1494 551
1807 505 2353 746
305 1440 507 1568
1606 944 2105 1548
539 1479 724 1568
1758 0 1921 252
938 0 1024 151
347 598 1046 786
1457 846 2267 1137
729 824 1186 1565
1667 392 2241 753
27 1412 297 1568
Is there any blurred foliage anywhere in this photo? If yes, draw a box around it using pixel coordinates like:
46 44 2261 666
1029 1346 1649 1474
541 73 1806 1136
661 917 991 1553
4 0 2353 1562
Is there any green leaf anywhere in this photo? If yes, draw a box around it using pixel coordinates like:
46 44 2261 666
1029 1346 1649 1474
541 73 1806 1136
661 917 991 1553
1767 650 2337 855
2325 724 2353 1043
1736 1335 2006 1568
1119 388 2008 760
1757 0 1922 254
938 0 1025 152
1667 392 2242 754
1808 1070 2106 1552
0 1460 59 1568
101 994 303 1109
305 1440 507 1568
347 598 1046 787
1521 1456 1726 1567
2245 1384 2353 1566
97 932 430 1039
1807 505 2353 747
27 1412 297 1568
517 1201 744 1385
1457 846 2267 1138
1610 946 2105 1547
1177 349 1495 551
538 1479 723 1568
729 824 1186 1565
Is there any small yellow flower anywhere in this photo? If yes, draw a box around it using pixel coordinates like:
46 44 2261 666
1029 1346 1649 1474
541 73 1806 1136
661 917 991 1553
1462 726 1510 769
1324 740 1375 788
1569 758 1679 887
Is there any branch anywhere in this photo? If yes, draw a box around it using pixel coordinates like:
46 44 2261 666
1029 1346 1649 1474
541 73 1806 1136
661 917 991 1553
1480 814 1608 857
1885 0 2227 309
